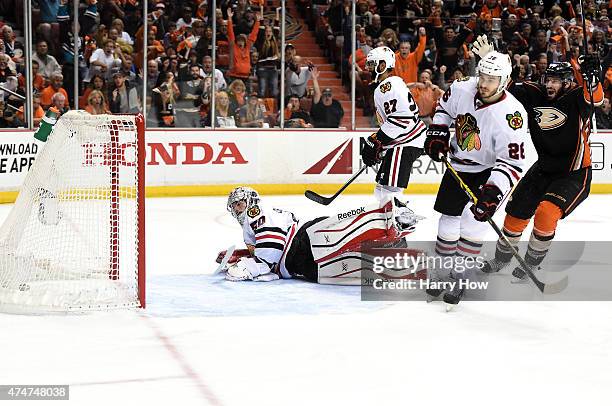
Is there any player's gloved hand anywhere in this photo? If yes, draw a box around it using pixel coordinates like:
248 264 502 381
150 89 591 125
225 258 255 281
361 133 383 166
510 64 521 82
215 248 251 264
578 54 601 85
471 35 494 59
471 184 503 222
424 124 450 162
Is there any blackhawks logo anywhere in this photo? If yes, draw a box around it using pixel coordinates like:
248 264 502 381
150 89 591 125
247 205 261 218
379 82 392 93
506 111 523 130
455 113 481 152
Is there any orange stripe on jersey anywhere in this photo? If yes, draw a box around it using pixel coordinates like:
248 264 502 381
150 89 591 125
582 130 592 168
583 82 604 106
570 116 592 171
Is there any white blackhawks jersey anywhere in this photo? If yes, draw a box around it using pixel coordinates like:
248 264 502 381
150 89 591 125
433 77 529 194
374 75 426 149
242 204 298 279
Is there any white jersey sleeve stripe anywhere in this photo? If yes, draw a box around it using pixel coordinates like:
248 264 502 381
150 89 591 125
255 232 286 242
387 121 427 147
490 168 516 189
495 162 522 180
386 117 409 129
495 158 523 174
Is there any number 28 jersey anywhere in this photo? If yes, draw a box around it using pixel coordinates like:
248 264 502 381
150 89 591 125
433 77 529 194
374 76 426 149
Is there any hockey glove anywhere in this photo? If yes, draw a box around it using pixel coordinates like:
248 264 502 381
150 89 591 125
471 184 503 222
424 124 450 162
471 35 494 59
579 54 601 86
361 133 383 167
215 248 251 264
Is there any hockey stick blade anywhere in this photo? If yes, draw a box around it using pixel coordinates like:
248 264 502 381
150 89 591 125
539 274 569 295
304 190 333 205
304 166 368 205
213 245 235 274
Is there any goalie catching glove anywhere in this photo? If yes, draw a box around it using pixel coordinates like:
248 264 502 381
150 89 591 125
225 257 280 282
470 184 503 222
424 124 450 162
361 133 383 166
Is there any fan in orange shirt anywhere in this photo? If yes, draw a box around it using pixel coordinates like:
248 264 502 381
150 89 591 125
16 93 45 127
407 69 444 120
18 60 44 92
479 0 503 19
227 8 261 81
39 73 69 110
394 27 427 84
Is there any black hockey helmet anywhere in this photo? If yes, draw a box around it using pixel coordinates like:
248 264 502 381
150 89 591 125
543 62 574 83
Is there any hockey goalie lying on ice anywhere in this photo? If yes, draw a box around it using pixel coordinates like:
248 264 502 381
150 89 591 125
216 187 425 285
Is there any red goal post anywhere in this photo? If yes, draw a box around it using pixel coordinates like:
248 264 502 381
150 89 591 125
0 111 145 313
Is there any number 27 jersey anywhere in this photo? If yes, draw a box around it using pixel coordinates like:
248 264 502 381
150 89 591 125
374 76 426 149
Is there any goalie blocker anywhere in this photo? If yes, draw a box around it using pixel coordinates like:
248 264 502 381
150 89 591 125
222 187 422 284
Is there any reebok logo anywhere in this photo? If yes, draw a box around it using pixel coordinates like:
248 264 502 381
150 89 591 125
337 207 365 221
303 139 353 175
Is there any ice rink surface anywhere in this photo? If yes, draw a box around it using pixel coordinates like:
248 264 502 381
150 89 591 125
1 193 611 406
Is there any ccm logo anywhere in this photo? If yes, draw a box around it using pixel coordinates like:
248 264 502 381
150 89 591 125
337 207 365 220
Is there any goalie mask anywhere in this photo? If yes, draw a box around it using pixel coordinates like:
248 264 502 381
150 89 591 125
227 187 260 226
366 46 396 82
476 51 512 97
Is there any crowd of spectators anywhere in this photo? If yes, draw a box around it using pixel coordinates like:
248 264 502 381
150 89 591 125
309 0 612 128
1 1 612 129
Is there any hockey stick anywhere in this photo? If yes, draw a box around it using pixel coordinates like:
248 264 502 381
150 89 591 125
213 245 235 274
440 155 568 294
305 165 368 205
579 0 596 133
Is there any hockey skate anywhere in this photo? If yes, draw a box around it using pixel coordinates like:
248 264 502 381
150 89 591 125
479 258 511 274
443 285 465 311
425 268 444 302
511 264 537 283
510 251 542 283
425 285 444 302
443 273 466 311
393 198 424 231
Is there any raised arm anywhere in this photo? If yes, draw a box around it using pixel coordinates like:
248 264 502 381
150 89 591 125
227 9 235 43
248 14 261 44
311 67 321 104
414 27 427 64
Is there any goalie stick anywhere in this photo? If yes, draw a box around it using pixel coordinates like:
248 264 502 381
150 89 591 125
213 245 235 274
441 155 569 294
305 165 368 205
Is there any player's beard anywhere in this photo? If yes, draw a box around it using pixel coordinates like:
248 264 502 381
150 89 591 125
479 86 497 101
546 87 558 100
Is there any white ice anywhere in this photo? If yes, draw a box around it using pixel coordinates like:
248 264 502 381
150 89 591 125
1 194 611 406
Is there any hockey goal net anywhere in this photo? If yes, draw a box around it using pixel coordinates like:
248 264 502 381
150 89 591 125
0 111 145 313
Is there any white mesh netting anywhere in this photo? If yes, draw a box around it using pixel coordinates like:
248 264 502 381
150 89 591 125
0 111 144 313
